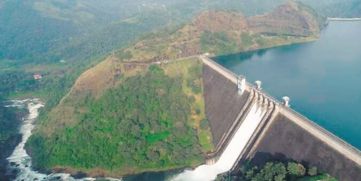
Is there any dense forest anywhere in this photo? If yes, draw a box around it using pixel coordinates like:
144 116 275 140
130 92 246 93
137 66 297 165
0 98 20 154
0 0 359 105
27 64 209 175
1 0 359 63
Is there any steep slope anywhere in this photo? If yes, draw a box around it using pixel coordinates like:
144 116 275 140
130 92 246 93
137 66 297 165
27 2 325 177
28 58 211 177
302 0 361 18
248 1 326 36
0 0 201 63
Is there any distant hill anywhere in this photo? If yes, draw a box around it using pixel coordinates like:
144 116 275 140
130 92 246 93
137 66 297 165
302 0 361 18
0 0 356 106
0 0 200 63
26 2 326 177
0 0 357 64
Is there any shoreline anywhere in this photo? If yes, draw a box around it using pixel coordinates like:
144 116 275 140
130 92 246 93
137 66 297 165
5 99 184 181
5 99 109 181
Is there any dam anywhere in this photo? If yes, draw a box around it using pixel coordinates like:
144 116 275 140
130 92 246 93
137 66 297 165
173 55 361 181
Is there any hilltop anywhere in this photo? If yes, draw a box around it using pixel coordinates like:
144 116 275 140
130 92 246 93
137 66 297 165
26 1 326 177
113 1 324 65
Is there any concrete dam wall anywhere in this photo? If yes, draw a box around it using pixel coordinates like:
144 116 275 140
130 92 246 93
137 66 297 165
200 55 361 181
245 114 361 181
203 64 250 150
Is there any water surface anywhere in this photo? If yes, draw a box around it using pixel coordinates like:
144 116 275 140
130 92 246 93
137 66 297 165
215 21 361 149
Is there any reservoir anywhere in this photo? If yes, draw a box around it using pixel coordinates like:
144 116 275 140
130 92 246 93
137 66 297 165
215 21 361 149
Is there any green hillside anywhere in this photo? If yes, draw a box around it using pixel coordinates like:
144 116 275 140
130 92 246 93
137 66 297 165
0 0 357 108
27 58 211 176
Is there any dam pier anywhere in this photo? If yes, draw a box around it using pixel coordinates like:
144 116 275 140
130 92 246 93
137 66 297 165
183 55 361 181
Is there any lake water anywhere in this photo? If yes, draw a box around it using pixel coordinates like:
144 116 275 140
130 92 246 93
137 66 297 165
215 21 361 149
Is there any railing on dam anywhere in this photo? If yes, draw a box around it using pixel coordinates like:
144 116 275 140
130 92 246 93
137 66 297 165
201 55 282 105
200 54 361 166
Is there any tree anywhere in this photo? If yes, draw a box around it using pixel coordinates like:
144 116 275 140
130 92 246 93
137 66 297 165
287 162 306 176
274 174 285 181
308 166 318 176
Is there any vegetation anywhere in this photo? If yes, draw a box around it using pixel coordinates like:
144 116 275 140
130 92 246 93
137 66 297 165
0 0 203 112
301 0 361 18
0 97 21 179
217 161 337 181
27 61 211 175
0 0 201 64
162 59 214 152
200 31 238 55
0 0 356 76
0 71 39 97
0 98 21 147
0 0 326 103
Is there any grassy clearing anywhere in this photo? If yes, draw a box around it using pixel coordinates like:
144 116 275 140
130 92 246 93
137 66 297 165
163 58 214 152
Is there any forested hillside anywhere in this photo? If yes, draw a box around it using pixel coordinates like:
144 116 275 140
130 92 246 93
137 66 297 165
0 0 198 63
302 0 361 18
1 0 358 64
27 58 212 176
0 0 358 107
0 99 20 156
0 0 205 114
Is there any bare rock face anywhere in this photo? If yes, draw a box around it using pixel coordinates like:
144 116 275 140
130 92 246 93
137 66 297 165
247 1 325 37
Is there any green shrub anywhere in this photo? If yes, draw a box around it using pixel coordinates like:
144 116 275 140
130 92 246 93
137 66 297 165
219 161 336 181
308 166 318 176
287 162 306 176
